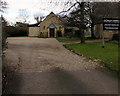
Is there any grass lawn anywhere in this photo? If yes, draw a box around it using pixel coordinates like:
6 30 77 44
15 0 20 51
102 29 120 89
65 42 119 71
85 35 91 38
57 35 91 43
57 37 80 42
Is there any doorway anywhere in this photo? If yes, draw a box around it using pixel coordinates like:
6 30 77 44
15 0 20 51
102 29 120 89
50 28 55 37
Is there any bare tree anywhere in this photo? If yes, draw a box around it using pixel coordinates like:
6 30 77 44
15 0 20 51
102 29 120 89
34 16 44 23
60 1 120 40
36 0 119 41
0 0 7 12
34 17 40 23
87 2 119 38
59 1 88 43
16 9 29 23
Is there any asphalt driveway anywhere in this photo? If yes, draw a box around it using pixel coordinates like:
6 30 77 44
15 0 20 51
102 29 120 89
5 37 118 94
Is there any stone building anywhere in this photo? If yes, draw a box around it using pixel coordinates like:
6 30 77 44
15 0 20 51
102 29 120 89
29 12 65 37
28 22 40 37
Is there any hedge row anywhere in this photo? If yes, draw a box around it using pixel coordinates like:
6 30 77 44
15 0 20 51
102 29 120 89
6 26 28 37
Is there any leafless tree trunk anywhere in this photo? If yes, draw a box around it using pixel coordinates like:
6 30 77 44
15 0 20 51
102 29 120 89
80 2 85 43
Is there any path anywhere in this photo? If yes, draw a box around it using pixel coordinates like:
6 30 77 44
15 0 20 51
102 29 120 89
5 37 118 94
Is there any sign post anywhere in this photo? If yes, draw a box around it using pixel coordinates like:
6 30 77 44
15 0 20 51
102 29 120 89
103 18 120 48
102 30 105 48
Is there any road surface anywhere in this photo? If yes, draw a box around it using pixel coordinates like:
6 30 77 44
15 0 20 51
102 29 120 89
5 37 118 94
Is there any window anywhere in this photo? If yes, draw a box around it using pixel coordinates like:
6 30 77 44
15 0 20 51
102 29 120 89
43 26 45 29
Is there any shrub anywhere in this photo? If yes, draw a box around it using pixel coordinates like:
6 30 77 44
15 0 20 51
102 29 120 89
112 34 119 41
64 28 74 38
6 26 28 37
38 32 48 38
75 30 81 37
57 30 62 37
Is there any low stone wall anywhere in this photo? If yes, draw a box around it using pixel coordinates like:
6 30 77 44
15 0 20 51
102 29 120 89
104 31 118 39
94 24 119 39
39 32 48 38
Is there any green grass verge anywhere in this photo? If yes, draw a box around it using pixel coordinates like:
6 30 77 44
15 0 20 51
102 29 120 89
57 37 80 42
57 35 91 43
65 42 119 71
85 35 91 38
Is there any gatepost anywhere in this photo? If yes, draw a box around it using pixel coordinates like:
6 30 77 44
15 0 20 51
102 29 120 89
0 16 2 96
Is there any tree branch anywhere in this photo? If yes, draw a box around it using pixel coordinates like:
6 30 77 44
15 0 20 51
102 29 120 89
58 2 78 14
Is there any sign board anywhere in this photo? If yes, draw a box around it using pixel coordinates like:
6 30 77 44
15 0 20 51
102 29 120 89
103 18 120 31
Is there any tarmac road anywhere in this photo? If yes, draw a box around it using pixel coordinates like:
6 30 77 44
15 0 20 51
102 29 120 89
5 37 118 94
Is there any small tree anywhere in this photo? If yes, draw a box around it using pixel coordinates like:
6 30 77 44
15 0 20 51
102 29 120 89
63 1 87 43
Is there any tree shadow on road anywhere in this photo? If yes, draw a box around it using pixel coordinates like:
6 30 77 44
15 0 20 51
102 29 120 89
2 65 22 95
51 67 93 94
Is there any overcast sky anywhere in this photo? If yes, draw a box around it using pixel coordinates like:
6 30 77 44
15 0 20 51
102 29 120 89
1 0 119 25
1 0 69 24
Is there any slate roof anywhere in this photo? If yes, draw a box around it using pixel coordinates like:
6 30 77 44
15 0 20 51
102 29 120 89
28 22 41 27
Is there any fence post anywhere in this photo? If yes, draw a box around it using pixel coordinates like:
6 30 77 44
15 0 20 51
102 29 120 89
102 30 105 48
0 16 2 96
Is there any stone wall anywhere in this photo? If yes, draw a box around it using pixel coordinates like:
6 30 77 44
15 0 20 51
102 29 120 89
94 24 119 39
29 27 39 37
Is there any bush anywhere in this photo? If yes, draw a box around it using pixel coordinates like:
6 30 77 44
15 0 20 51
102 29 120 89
75 30 81 37
67 32 74 38
6 26 28 37
57 30 62 37
112 34 119 41
64 28 74 38
38 32 48 38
